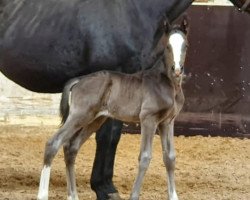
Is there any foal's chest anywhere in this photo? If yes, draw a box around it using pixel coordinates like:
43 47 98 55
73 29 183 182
158 89 184 123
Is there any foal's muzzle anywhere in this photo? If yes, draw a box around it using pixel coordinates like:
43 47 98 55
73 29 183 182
173 66 184 77
175 70 182 77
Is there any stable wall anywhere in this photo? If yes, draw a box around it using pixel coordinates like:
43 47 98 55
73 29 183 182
180 5 250 138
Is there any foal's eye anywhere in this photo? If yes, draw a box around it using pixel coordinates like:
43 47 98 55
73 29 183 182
171 65 175 71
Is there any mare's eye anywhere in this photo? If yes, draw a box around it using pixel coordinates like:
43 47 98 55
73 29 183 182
171 65 175 71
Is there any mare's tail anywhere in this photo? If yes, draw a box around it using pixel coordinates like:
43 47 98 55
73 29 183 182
60 78 80 125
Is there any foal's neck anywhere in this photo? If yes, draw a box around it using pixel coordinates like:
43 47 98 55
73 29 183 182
148 58 183 91
172 77 183 92
167 71 183 92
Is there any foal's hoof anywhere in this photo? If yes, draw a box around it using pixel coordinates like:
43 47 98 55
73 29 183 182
108 192 123 200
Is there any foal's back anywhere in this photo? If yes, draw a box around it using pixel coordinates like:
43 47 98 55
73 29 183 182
69 70 144 123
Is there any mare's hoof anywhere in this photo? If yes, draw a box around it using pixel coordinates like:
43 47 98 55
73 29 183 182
108 192 123 200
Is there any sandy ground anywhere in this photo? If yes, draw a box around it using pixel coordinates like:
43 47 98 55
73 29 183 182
0 125 249 200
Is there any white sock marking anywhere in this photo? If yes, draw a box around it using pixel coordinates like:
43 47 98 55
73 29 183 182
37 166 51 200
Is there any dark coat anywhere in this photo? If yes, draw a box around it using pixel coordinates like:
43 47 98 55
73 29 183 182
0 0 192 92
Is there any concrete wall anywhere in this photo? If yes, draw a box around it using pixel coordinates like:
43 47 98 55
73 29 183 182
0 72 61 126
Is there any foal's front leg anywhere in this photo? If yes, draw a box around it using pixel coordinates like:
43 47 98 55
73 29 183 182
130 119 157 200
159 121 178 200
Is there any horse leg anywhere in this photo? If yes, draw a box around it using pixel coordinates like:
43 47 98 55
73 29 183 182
103 119 123 199
90 118 123 200
130 119 157 200
63 129 92 200
64 117 107 200
159 121 178 200
37 118 81 200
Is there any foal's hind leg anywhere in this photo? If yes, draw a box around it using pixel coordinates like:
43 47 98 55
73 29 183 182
159 121 178 200
63 129 92 200
130 118 157 200
37 118 82 200
64 117 107 200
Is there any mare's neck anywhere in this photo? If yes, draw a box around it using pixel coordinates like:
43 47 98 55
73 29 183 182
229 0 245 10
132 0 173 28
132 0 193 23
166 0 193 22
132 0 170 20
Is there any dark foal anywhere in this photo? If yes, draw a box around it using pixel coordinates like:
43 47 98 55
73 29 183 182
37 20 189 200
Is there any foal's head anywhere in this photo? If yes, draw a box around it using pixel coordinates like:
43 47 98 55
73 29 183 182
164 18 189 80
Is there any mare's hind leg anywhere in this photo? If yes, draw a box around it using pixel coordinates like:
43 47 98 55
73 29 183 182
37 117 82 200
159 121 178 200
90 118 123 200
130 118 157 200
64 117 107 200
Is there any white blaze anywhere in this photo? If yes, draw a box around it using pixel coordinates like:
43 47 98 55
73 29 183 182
169 32 185 71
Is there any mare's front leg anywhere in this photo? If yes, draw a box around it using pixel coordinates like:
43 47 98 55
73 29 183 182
159 121 178 200
130 118 157 200
90 118 123 200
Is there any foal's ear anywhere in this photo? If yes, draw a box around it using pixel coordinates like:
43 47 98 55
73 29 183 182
180 15 189 35
163 18 171 33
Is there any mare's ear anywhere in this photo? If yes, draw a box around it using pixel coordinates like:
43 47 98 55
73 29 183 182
180 14 189 35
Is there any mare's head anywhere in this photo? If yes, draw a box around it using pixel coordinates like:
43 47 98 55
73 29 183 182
164 17 189 81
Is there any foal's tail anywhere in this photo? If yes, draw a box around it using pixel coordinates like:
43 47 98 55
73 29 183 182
60 77 80 125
